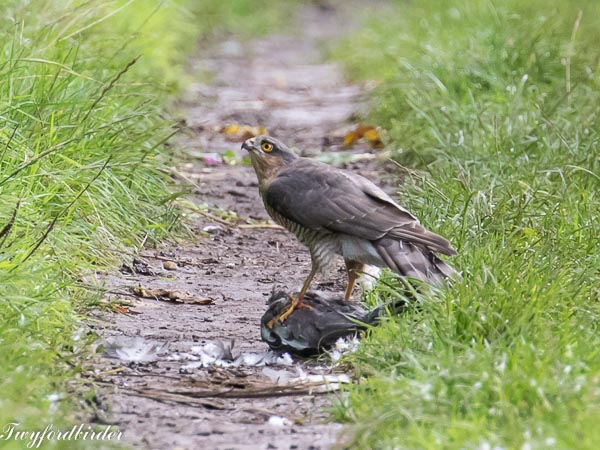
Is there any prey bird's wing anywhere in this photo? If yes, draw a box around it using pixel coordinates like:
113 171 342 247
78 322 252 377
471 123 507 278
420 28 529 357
265 160 456 256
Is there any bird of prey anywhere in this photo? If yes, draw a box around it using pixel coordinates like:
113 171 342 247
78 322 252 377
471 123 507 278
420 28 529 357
242 135 459 323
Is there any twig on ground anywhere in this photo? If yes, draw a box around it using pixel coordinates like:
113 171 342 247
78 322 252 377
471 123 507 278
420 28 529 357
238 223 284 230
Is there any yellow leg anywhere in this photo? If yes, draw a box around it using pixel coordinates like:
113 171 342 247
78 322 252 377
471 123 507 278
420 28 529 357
344 273 358 301
344 260 364 301
267 266 317 328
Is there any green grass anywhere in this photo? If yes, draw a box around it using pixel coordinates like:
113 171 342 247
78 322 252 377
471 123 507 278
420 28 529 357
0 0 297 447
332 1 600 448
0 0 193 443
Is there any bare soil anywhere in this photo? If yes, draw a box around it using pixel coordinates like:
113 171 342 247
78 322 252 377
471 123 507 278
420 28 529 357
90 3 389 449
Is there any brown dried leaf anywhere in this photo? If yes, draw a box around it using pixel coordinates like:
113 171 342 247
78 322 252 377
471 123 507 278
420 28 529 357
109 303 142 315
130 286 214 305
115 305 130 314
116 305 137 315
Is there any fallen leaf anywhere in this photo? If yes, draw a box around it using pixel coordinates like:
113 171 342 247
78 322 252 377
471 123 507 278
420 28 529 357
363 129 383 148
354 124 376 136
363 128 380 142
131 286 214 305
343 131 358 147
113 305 141 315
220 124 268 142
194 299 217 307
343 124 383 148
222 124 240 136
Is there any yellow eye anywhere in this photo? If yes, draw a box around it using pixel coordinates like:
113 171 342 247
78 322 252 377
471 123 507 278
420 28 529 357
261 142 273 152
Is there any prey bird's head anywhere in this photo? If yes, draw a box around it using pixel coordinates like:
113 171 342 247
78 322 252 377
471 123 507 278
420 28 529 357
242 135 298 182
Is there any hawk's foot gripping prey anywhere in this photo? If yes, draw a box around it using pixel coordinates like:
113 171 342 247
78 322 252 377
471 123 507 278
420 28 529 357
243 135 460 323
266 293 312 330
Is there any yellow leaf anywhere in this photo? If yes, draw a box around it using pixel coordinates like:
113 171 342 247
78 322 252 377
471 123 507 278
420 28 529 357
363 129 380 142
344 131 358 147
220 124 268 141
223 124 240 135
355 124 375 137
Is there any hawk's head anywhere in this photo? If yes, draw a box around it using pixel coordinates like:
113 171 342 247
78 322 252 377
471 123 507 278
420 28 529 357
242 135 297 181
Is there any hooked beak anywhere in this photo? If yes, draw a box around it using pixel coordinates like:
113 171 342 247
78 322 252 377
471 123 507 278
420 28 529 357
242 138 255 151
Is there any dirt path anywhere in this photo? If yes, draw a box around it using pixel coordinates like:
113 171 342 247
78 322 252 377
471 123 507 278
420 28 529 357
91 3 385 449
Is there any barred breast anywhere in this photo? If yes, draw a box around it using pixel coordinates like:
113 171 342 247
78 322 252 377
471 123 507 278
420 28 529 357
261 196 341 271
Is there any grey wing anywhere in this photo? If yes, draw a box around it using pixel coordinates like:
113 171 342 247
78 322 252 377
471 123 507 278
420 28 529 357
264 162 456 256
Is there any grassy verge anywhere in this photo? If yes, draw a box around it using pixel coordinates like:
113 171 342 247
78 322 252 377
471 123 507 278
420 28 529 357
0 0 194 441
332 1 600 448
0 0 295 446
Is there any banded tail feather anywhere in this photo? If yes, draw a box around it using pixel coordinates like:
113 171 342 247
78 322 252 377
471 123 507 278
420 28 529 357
374 237 459 285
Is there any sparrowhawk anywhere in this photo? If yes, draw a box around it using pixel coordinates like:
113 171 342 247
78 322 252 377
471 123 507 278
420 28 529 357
242 135 459 323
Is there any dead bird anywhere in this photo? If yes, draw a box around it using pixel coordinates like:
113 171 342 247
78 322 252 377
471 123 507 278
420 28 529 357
260 290 410 357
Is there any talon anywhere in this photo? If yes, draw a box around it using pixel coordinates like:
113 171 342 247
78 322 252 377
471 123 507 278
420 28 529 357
266 295 296 329
266 294 313 329
277 295 300 323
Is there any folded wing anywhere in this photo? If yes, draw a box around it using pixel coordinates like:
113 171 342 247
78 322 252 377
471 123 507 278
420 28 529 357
264 160 456 256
